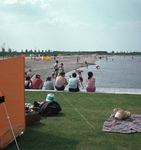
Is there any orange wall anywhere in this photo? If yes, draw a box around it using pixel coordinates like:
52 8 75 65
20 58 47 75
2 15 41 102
0 57 25 149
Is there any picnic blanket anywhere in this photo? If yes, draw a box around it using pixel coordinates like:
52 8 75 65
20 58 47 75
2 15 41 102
102 114 141 134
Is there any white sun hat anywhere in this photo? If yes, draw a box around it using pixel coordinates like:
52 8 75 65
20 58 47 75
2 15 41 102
46 94 55 102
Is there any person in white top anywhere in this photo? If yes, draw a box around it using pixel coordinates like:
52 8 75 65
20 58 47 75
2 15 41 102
42 77 54 90
58 63 64 75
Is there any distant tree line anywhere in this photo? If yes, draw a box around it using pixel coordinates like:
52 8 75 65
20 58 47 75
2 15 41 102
111 51 141 55
0 47 141 58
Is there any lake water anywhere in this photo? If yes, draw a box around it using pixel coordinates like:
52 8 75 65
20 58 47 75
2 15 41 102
65 55 141 89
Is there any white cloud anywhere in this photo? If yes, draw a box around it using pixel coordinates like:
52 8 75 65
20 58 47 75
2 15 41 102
23 0 44 4
3 0 48 5
36 18 69 25
4 0 18 5
134 0 141 2
116 20 141 27
36 18 90 28
40 3 50 9
0 0 52 19
97 23 107 28
69 21 90 27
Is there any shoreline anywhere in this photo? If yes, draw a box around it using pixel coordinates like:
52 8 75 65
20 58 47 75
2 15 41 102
25 55 105 82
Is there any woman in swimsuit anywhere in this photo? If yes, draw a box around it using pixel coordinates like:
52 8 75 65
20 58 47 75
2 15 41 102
25 76 32 89
86 71 96 92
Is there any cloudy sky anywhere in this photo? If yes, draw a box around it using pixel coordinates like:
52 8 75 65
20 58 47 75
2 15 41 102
0 0 141 52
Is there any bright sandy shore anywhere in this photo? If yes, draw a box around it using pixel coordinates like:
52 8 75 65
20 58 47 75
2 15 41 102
25 55 103 82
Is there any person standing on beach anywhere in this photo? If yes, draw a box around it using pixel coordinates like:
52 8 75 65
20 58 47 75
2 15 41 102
85 61 88 68
58 63 64 75
77 57 79 64
54 60 59 78
27 69 35 78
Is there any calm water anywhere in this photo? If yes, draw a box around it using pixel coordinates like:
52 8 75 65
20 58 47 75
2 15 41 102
65 55 141 89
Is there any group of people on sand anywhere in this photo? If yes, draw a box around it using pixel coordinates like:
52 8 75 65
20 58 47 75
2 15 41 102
25 69 43 89
54 70 96 92
77 56 89 68
24 60 96 92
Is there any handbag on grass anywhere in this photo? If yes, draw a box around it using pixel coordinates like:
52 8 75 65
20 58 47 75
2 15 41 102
25 112 40 126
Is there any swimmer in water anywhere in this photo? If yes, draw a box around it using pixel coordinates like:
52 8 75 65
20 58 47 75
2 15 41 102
96 66 100 69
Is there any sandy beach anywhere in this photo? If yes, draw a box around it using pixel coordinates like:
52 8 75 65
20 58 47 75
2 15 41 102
25 55 99 82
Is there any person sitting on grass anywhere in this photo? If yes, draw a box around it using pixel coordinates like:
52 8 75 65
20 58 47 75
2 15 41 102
42 77 54 90
68 72 80 92
32 74 43 89
86 71 96 92
55 72 68 91
25 76 32 89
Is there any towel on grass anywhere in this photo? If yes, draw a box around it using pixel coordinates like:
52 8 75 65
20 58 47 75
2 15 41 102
102 114 141 134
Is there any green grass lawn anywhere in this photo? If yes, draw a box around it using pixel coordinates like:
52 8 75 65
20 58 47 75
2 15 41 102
9 91 141 150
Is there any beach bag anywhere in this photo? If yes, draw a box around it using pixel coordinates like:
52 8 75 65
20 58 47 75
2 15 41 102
39 101 62 117
25 112 40 126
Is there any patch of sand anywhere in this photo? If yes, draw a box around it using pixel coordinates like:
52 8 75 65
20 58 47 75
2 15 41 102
25 55 100 82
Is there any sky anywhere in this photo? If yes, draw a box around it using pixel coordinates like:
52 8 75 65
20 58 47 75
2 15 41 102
0 0 141 53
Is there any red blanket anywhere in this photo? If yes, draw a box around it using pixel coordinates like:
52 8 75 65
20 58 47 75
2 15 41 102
102 114 141 134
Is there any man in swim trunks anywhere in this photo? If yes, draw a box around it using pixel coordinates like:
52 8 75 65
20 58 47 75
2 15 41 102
55 72 68 91
27 69 35 77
